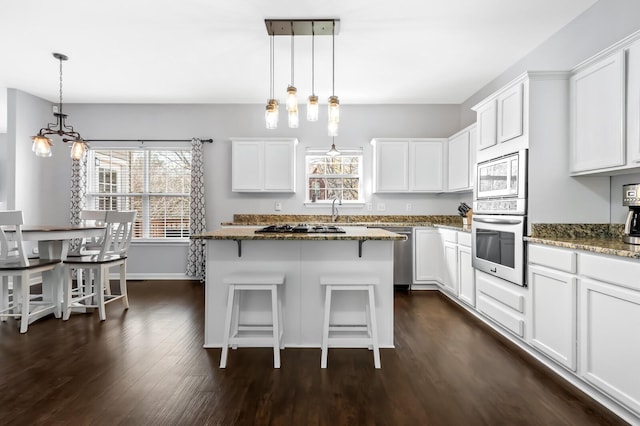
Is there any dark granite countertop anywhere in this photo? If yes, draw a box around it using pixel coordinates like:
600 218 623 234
192 226 406 241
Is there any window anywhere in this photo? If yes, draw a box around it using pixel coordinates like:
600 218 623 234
305 148 363 203
87 149 192 239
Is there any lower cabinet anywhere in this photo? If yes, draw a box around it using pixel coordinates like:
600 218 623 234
441 241 458 296
413 227 442 283
528 264 577 371
476 271 527 338
458 233 475 307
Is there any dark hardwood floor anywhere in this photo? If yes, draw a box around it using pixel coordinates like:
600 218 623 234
0 281 627 425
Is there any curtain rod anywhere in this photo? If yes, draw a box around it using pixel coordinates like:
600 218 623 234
84 139 213 143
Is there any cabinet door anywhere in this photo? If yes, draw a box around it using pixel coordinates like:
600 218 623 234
528 265 577 371
411 140 444 192
232 140 263 191
570 51 625 173
497 83 524 143
264 141 295 191
448 131 470 191
441 241 458 296
374 140 409 192
476 100 497 151
458 245 475 306
413 228 442 283
580 278 640 413
627 39 640 164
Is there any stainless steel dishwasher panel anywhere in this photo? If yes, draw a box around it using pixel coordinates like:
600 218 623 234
370 226 413 288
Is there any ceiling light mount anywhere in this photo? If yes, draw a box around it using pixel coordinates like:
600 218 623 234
32 52 88 160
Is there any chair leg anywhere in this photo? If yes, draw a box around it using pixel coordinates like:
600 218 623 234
321 285 332 369
1 276 8 322
368 286 381 369
119 263 129 309
96 267 106 321
220 285 236 368
63 266 74 321
19 275 29 334
270 285 281 369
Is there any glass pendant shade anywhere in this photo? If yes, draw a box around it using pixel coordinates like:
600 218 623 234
288 107 299 128
265 99 279 129
328 95 340 136
307 95 319 121
70 140 87 160
32 135 53 157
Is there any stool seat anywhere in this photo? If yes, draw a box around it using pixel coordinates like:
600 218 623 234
320 275 381 369
220 272 285 369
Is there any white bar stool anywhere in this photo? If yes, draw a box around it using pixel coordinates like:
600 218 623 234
320 275 381 369
220 272 285 369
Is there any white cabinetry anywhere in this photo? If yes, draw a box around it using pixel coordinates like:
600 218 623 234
457 232 475 307
413 227 442 284
570 35 640 175
578 253 640 414
439 229 459 296
231 138 297 192
527 245 577 371
570 51 625 173
473 77 526 153
447 124 476 192
476 271 528 339
372 139 445 193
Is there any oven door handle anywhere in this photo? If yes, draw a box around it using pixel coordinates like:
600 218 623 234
473 217 522 225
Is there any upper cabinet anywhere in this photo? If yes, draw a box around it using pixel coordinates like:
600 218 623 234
474 76 526 153
231 138 297 192
372 138 445 193
570 51 625 173
570 35 640 175
447 124 476 192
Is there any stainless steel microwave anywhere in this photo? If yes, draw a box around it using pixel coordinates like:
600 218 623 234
474 149 527 215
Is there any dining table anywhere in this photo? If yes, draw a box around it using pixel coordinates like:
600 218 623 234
4 224 105 321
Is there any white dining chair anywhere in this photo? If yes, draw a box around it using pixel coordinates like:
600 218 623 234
0 210 62 333
62 210 136 321
67 210 107 300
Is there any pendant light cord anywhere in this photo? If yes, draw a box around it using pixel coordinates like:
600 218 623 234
332 23 335 96
290 25 295 86
58 55 64 114
311 27 315 95
270 34 274 99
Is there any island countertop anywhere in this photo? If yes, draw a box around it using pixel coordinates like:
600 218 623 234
192 226 407 241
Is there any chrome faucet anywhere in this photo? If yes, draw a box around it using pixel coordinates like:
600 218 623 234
331 195 342 222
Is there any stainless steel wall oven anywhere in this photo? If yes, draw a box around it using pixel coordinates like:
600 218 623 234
472 150 528 286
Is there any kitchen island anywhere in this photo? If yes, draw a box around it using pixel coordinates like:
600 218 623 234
194 226 405 348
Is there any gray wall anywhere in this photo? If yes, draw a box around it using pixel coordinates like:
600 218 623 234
460 0 640 127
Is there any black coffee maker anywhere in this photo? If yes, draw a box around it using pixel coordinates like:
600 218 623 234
623 183 640 244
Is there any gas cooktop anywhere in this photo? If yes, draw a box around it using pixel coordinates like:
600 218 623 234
255 224 346 234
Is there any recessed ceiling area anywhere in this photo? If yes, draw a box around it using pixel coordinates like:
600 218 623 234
0 0 598 105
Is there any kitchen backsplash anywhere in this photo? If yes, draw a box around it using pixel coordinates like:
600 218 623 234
530 223 624 239
230 214 462 225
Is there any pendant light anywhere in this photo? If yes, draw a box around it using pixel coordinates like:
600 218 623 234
265 33 279 129
286 27 299 128
327 24 339 137
327 137 340 156
31 53 88 160
307 26 319 121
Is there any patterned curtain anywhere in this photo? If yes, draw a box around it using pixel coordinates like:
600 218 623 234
69 154 88 252
186 138 207 281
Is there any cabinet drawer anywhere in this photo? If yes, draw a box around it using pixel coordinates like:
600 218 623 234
439 229 458 243
477 293 525 337
458 232 471 247
580 253 640 291
528 244 577 273
477 273 525 313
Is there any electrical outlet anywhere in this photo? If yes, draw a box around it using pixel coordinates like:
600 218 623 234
377 203 386 211
366 203 373 211
274 202 282 211
406 203 412 211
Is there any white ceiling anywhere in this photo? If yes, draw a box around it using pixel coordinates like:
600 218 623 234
0 0 598 105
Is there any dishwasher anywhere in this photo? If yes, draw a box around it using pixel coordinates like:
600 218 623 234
369 226 413 290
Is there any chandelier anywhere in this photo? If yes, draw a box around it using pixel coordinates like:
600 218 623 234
264 19 340 135
31 53 88 160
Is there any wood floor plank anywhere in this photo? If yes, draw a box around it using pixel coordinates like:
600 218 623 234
0 281 628 425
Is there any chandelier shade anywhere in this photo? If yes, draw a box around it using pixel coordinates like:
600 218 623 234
31 53 88 160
